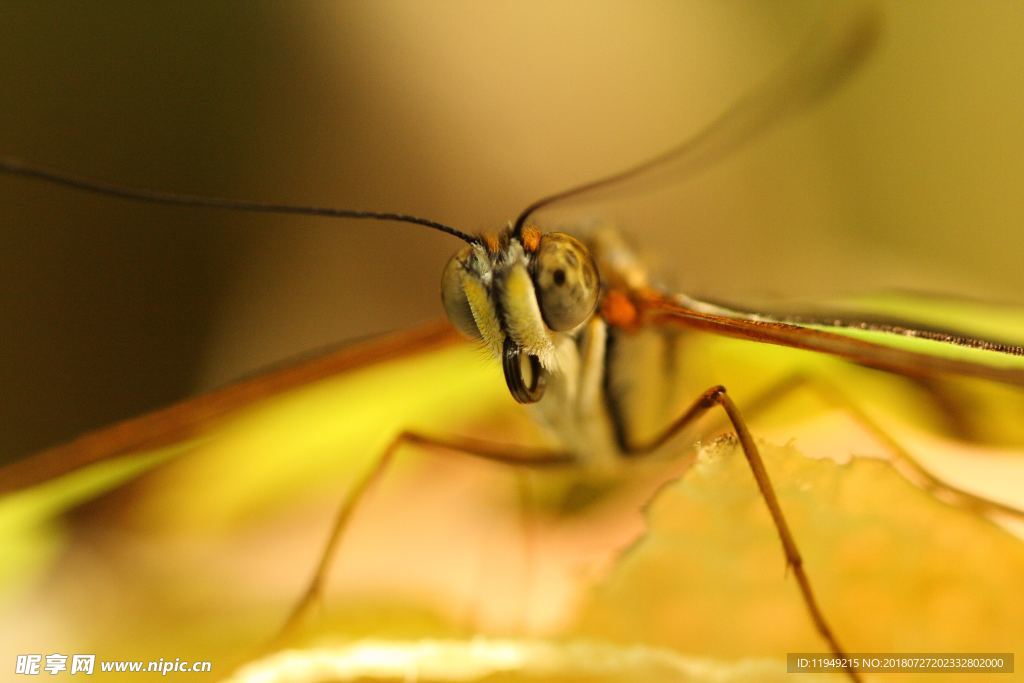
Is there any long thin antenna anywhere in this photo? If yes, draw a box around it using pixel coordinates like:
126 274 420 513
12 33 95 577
512 7 880 235
0 156 479 245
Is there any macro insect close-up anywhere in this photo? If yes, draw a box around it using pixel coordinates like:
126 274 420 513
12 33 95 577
2 2 1024 682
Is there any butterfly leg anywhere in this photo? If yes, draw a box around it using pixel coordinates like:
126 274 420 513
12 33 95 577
274 431 573 644
739 372 1024 520
620 385 862 683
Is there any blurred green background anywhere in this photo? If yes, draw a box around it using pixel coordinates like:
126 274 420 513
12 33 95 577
1 0 1022 463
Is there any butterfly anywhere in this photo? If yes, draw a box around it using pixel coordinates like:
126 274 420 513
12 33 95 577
2 4 1024 682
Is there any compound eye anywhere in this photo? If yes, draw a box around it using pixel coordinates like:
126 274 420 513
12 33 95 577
532 232 599 331
440 246 481 339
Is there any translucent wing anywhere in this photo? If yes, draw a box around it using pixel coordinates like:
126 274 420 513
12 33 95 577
5 311 1024 683
514 7 880 231
625 286 1024 455
526 4 1023 307
637 291 1024 387
0 321 460 494
0 324 530 678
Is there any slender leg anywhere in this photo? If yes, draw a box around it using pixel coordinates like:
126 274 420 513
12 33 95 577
273 431 573 643
740 373 1024 520
622 385 862 683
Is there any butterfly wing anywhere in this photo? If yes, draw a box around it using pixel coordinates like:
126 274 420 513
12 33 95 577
637 290 1024 385
5 296 1024 681
1 321 542 675
0 321 463 496
627 288 1024 456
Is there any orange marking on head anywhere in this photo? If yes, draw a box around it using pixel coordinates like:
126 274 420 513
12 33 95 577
520 225 542 253
482 232 500 254
600 289 639 329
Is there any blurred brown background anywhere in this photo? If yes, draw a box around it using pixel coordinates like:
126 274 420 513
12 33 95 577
1 0 1022 463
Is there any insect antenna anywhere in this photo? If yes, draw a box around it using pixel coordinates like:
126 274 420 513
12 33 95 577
0 156 479 245
512 7 880 235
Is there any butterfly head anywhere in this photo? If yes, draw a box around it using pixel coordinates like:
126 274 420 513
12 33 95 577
441 225 600 403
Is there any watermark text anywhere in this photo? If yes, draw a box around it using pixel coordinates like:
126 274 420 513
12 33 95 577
16 654 212 676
